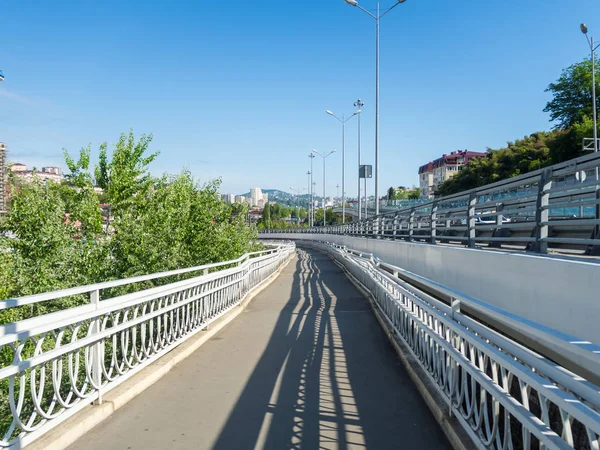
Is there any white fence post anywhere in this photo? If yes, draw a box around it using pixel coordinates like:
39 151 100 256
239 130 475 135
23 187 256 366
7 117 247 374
467 191 477 248
90 289 103 405
535 168 553 254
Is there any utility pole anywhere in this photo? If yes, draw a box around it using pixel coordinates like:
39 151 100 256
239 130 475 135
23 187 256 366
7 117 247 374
354 98 364 220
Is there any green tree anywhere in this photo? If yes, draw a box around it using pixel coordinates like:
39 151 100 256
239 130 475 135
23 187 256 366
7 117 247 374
387 186 395 200
63 146 103 236
407 188 420 199
5 181 73 296
437 132 557 196
544 58 600 129
263 202 271 228
95 130 158 212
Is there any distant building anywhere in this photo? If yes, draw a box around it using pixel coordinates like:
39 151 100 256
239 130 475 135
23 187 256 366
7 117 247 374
250 187 263 207
418 150 487 199
262 193 268 205
9 162 63 184
42 166 62 176
10 162 26 173
235 195 247 204
247 209 262 224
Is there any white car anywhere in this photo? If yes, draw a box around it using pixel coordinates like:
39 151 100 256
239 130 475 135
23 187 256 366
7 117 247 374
475 213 511 224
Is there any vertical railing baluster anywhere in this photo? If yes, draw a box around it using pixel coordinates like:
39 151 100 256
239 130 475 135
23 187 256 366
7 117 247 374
408 208 415 242
90 289 104 405
430 201 438 245
467 191 477 248
535 168 552 254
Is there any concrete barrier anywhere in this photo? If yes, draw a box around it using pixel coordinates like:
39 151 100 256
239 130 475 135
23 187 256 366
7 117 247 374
263 234 600 346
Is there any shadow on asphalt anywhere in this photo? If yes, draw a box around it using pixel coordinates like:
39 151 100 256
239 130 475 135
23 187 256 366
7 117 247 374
211 247 449 450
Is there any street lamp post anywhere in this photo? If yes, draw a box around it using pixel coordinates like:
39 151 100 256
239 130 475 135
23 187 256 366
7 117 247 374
344 0 407 216
312 181 317 224
581 24 600 152
309 153 316 227
313 149 336 226
354 99 365 220
306 170 311 226
581 23 600 240
326 108 361 224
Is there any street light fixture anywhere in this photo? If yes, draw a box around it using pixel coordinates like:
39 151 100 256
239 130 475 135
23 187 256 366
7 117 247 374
313 149 336 226
344 0 408 216
325 108 361 224
581 23 600 153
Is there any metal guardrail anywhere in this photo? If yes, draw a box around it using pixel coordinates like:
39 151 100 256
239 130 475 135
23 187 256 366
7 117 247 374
264 152 600 255
311 241 600 450
0 243 295 449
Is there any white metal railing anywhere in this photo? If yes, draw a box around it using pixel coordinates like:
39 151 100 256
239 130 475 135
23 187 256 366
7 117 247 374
263 152 600 255
311 241 600 450
0 243 295 449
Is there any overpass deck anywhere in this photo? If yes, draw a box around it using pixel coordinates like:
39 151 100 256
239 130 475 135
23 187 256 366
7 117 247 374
67 249 450 450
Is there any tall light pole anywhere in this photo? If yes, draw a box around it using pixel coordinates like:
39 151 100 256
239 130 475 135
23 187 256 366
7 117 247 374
581 23 600 152
326 108 361 223
354 99 365 220
306 170 311 226
309 153 316 227
344 0 407 216
312 181 317 225
581 23 600 239
313 149 336 225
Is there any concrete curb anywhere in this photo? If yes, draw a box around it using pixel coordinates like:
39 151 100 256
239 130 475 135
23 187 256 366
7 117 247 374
331 256 476 450
27 254 295 450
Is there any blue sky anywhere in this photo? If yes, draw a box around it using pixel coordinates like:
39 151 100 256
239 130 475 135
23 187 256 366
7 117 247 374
1 1 600 197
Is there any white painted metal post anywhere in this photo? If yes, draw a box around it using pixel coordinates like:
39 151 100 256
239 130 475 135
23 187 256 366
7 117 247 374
430 201 438 245
535 169 553 254
467 191 477 248
90 289 103 405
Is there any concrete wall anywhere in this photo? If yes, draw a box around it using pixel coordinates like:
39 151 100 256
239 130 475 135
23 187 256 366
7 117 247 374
264 233 600 346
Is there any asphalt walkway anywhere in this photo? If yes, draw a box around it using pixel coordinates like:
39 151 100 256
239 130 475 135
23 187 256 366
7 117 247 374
68 248 450 450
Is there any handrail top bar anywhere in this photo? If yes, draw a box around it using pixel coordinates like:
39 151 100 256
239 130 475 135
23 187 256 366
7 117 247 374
363 250 600 355
359 152 600 223
0 245 285 310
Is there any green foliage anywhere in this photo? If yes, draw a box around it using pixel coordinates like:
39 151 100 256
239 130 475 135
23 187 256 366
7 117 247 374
0 131 258 323
544 59 600 129
437 57 600 196
63 146 103 236
5 181 75 295
387 187 394 200
262 202 271 228
314 208 341 225
437 132 555 196
111 173 257 278
94 130 158 213
387 186 420 200
436 119 600 197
